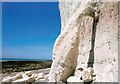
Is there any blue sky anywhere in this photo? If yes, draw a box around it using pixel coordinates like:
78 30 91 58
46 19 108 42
2 2 61 60
0 2 2 59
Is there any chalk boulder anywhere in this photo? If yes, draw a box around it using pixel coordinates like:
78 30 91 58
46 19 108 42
67 76 83 82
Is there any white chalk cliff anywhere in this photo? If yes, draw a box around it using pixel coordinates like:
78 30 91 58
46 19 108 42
49 0 118 83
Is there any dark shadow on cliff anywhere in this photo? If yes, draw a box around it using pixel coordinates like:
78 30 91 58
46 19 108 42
87 16 99 68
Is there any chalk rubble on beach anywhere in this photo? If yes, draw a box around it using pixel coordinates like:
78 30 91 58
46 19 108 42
2 71 49 83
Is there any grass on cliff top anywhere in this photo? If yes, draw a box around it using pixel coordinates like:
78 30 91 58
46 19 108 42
1 60 52 74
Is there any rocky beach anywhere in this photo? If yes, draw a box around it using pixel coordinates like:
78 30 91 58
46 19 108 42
2 61 52 83
2 68 51 83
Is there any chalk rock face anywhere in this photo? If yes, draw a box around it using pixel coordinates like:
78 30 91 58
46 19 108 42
49 0 118 82
93 3 118 82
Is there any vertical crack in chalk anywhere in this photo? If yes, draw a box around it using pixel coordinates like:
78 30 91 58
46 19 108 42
87 16 99 68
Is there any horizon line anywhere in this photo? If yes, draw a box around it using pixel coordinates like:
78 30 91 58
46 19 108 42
1 0 119 2
0 57 49 60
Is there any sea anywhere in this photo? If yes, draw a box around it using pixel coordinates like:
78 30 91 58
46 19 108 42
0 58 51 62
